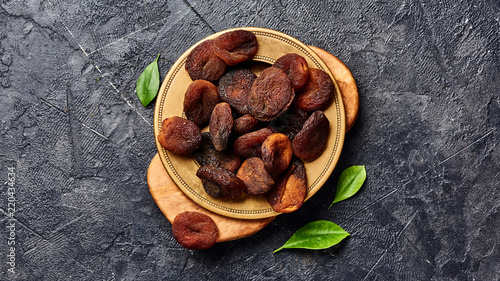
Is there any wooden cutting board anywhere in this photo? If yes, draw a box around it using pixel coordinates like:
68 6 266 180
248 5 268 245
148 154 274 242
147 46 358 243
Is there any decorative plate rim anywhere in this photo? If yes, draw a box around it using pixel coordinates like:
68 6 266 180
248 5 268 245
153 27 346 219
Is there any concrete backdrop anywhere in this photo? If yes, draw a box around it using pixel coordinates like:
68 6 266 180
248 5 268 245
0 0 499 280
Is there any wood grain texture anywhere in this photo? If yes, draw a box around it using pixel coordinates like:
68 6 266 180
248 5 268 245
147 153 274 242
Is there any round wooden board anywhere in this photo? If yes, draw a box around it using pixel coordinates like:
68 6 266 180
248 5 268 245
309 46 359 131
148 154 274 242
147 45 359 243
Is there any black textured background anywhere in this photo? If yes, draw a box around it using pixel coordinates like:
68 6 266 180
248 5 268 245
0 1 499 280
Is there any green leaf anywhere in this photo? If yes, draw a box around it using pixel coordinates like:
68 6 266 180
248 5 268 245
273 220 350 253
136 54 160 107
329 165 366 208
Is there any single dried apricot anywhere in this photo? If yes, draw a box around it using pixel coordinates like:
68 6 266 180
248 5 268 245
248 67 295 122
233 114 259 135
185 40 227 82
213 30 258 66
192 133 241 173
219 68 256 114
172 211 219 249
236 157 274 195
292 111 330 161
261 133 293 176
294 68 334 111
273 53 309 91
183 80 220 127
196 164 245 199
158 116 201 155
265 159 307 213
269 108 309 141
233 127 274 158
210 102 233 152
308 46 359 131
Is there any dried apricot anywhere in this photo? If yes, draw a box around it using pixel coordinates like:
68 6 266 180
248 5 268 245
210 102 233 152
261 133 293 176
248 67 294 121
233 114 259 135
213 30 258 66
269 108 309 141
233 127 274 158
183 80 220 127
172 211 219 249
265 159 307 213
273 53 309 91
196 164 245 199
185 40 227 82
219 68 256 114
294 68 333 111
158 116 201 155
192 133 241 173
292 111 330 161
236 157 274 195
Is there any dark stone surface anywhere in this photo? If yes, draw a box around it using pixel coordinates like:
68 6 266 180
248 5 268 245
0 0 498 280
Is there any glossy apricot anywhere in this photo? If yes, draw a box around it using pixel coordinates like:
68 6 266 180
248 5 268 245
158 117 201 155
185 40 226 82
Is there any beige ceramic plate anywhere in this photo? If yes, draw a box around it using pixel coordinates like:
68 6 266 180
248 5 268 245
154 27 345 219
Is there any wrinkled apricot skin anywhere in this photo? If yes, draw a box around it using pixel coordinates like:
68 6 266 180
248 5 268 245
213 30 258 66
158 117 201 155
269 108 309 141
183 80 220 127
196 164 245 199
273 53 309 91
294 68 334 111
233 127 275 158
248 67 295 122
192 133 241 173
210 103 233 152
265 159 307 213
233 114 259 135
172 211 219 250
236 157 274 195
219 69 256 114
261 133 293 176
292 111 330 161
185 40 227 82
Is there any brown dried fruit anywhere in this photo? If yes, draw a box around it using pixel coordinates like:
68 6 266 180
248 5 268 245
192 133 241 173
213 30 258 66
265 159 307 213
292 111 330 161
196 164 245 199
183 80 220 127
273 53 309 91
294 68 333 111
269 108 309 141
172 211 219 249
236 157 274 195
233 127 274 158
210 102 233 152
185 40 227 82
219 68 256 114
308 45 359 131
233 114 259 135
261 133 293 176
248 67 295 122
158 116 201 155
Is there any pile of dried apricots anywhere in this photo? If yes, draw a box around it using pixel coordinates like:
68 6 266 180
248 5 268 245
158 30 335 249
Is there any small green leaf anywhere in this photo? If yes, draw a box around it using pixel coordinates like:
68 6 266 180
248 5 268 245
329 165 366 208
273 220 350 253
136 54 160 107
